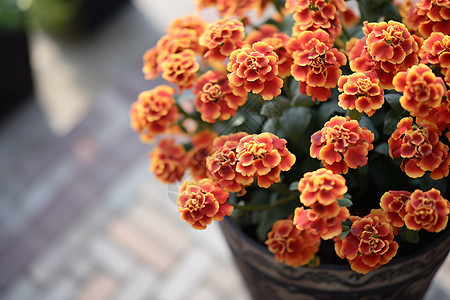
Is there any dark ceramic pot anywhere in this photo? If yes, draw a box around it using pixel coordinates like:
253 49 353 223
219 216 450 300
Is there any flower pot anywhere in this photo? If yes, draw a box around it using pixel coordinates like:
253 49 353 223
219 216 450 300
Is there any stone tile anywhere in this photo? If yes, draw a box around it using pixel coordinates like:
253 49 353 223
77 273 117 300
39 276 77 300
156 248 213 300
126 203 190 255
0 275 42 300
189 285 221 300
66 251 94 282
115 266 157 300
88 236 134 279
108 219 175 272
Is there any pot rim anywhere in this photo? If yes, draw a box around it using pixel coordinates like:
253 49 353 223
222 215 450 271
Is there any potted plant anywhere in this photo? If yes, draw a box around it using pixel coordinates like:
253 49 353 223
129 0 450 299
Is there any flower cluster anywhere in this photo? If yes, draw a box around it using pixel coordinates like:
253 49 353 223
130 85 178 142
334 214 399 274
310 116 374 174
265 217 320 267
177 178 233 229
294 169 350 240
388 117 450 179
131 0 450 275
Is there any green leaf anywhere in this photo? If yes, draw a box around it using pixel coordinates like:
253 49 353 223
289 181 299 191
262 118 279 134
383 109 402 135
337 197 353 208
318 93 345 126
399 227 420 244
260 96 290 117
374 142 389 156
359 115 379 142
340 225 351 240
384 93 406 115
279 107 312 142
291 93 315 107
347 109 363 121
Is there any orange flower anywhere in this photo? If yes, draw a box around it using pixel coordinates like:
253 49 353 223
142 47 160 80
265 218 320 267
293 204 350 240
339 4 359 28
130 85 178 142
393 64 446 118
206 132 253 193
236 132 296 188
187 130 218 180
194 71 247 123
348 21 421 89
227 42 283 100
421 32 450 85
199 19 245 62
216 0 258 18
365 20 418 64
245 24 293 78
310 116 375 174
404 188 449 233
388 117 449 179
416 0 450 37
334 214 399 274
287 30 347 101
286 0 344 39
167 15 206 37
398 0 428 35
161 50 199 91
379 190 411 228
416 95 450 132
177 178 232 230
150 139 187 184
337 71 384 117
298 168 347 207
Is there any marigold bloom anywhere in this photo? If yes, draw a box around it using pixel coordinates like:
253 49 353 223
194 71 247 123
310 116 375 174
380 190 411 228
349 21 421 89
177 178 232 230
245 24 293 78
417 95 450 132
216 0 258 18
337 71 384 117
227 42 283 100
130 85 178 142
293 204 350 240
287 30 347 101
187 130 218 180
206 132 253 193
150 139 187 184
298 168 347 207
416 0 450 37
388 117 449 179
142 47 160 80
168 15 206 37
334 214 399 274
393 64 446 118
161 50 199 91
398 0 427 35
421 32 450 85
404 189 449 233
236 132 296 188
286 0 344 39
265 218 320 267
199 19 245 62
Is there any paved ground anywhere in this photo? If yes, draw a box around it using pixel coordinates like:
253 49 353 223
0 2 448 300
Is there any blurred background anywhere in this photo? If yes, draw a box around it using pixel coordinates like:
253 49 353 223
0 0 448 299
